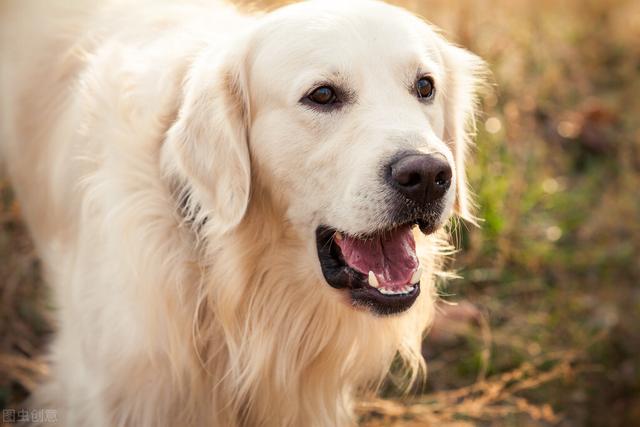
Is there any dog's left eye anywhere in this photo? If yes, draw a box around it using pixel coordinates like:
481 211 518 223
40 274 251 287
415 76 435 100
307 86 337 105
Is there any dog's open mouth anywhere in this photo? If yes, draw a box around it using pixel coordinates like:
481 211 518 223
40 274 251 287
316 221 430 315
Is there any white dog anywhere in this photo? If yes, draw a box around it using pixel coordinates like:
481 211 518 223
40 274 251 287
0 0 484 425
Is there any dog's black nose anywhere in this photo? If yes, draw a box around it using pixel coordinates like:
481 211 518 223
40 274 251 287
388 153 452 205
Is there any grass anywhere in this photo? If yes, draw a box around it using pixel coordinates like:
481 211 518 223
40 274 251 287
2 0 640 425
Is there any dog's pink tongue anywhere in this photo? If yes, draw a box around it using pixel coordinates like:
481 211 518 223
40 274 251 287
335 225 418 288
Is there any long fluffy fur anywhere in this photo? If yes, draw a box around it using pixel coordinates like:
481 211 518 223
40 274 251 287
0 1 484 425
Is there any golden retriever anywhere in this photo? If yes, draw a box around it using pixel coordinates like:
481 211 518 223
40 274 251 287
0 0 484 425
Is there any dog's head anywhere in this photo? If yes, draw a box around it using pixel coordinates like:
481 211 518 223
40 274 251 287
164 0 484 316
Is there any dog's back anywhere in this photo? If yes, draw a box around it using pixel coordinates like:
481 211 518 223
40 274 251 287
1 1 92 249
0 0 245 256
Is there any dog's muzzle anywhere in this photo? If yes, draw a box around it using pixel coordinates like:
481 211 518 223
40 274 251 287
314 151 453 316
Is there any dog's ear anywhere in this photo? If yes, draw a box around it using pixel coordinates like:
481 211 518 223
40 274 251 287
163 43 252 235
440 42 486 223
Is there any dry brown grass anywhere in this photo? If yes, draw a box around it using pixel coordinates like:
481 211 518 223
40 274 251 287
0 181 51 411
358 351 578 426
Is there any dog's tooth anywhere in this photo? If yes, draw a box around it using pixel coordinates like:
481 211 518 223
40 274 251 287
377 284 418 295
335 232 343 241
410 267 423 285
368 271 379 288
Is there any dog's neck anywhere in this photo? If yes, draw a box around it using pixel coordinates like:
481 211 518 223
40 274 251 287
179 184 434 426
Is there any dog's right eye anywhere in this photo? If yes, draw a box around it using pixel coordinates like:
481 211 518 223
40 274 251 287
307 86 337 105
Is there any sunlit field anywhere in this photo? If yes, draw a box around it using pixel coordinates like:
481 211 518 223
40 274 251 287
1 0 639 425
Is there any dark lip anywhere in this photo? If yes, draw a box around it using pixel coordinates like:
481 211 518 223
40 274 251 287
315 221 427 316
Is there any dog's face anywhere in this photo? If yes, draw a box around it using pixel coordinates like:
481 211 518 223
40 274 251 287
165 0 483 316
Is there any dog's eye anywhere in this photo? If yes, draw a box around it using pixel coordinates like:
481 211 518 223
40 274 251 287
415 76 435 100
308 86 337 105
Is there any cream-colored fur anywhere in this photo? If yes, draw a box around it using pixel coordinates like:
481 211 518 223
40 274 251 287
0 1 484 425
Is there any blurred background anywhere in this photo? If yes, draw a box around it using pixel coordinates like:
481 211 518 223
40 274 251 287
1 0 639 425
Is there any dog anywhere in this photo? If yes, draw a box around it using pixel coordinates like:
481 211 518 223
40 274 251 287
0 0 484 425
